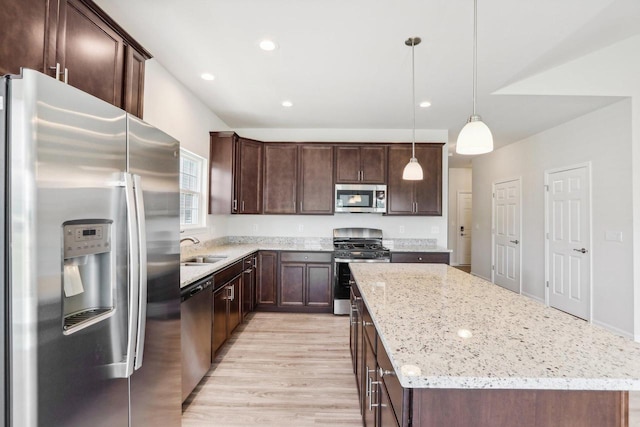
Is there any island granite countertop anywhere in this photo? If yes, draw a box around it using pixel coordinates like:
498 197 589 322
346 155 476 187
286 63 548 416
349 263 640 391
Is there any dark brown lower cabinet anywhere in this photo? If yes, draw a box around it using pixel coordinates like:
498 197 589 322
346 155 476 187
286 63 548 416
278 252 332 313
362 332 377 427
212 261 243 357
378 383 400 427
242 254 257 320
257 251 278 309
390 252 450 264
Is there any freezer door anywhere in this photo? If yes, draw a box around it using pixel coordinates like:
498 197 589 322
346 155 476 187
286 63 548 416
127 115 181 426
8 69 130 427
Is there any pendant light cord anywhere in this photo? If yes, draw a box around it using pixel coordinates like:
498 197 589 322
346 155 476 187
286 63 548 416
411 39 416 159
472 0 477 116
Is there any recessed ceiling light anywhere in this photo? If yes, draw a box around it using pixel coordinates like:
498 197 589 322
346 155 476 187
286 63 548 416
259 39 278 51
420 101 432 108
281 100 293 107
201 73 215 81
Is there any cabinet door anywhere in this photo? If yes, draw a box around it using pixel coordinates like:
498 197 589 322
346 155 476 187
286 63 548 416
335 146 361 183
386 145 415 215
306 263 332 307
208 132 235 214
0 0 51 76
227 276 242 335
124 45 145 118
56 0 125 107
257 251 278 307
237 138 263 214
378 383 400 427
280 263 305 306
299 145 334 214
363 334 378 427
263 144 297 214
414 144 442 215
242 257 254 320
360 146 387 184
212 286 228 356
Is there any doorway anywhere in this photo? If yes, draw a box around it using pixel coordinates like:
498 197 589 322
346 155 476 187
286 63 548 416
457 192 472 265
492 178 521 293
545 164 592 321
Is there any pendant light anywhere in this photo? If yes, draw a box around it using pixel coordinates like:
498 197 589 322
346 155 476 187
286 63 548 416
402 37 424 181
456 0 493 155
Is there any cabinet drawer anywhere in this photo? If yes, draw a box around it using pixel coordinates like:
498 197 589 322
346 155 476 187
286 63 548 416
390 252 450 264
377 335 405 425
280 251 332 263
213 260 243 289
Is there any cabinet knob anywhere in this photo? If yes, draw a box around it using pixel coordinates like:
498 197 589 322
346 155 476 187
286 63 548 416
418 257 423 261
378 367 395 377
363 320 374 327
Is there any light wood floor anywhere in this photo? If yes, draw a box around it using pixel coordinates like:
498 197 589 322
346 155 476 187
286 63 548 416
182 311 640 427
182 312 362 426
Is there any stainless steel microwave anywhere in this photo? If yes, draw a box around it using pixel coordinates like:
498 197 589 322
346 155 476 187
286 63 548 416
335 184 387 213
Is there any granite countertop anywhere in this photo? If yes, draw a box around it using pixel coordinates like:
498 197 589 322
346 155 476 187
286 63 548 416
180 241 452 288
180 243 334 288
349 263 640 391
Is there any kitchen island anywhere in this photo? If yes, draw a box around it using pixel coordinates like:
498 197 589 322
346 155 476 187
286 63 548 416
349 263 640 427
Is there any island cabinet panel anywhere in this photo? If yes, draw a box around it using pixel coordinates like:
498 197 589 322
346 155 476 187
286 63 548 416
362 332 377 427
257 251 278 308
263 144 298 214
209 132 263 214
411 389 628 427
299 145 334 214
390 251 450 264
335 145 387 184
387 144 443 216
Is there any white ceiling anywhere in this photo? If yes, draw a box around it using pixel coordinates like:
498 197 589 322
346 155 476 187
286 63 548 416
95 0 640 167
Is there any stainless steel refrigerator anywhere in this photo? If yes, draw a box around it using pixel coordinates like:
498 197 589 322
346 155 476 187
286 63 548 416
1 69 181 426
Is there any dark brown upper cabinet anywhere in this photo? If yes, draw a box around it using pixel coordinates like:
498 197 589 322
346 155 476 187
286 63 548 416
0 0 150 118
209 132 263 214
263 144 298 214
335 145 387 184
262 143 334 215
298 145 334 215
387 144 443 216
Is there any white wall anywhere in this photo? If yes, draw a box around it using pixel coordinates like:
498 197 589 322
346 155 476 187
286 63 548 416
143 59 231 239
448 168 472 265
472 99 633 337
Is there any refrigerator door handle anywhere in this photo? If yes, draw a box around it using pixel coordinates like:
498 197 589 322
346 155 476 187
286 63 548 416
124 172 140 378
133 174 147 370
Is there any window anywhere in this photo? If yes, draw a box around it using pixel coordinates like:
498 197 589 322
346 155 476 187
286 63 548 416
180 148 207 228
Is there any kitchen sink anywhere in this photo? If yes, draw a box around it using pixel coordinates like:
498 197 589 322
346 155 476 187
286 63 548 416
181 255 228 266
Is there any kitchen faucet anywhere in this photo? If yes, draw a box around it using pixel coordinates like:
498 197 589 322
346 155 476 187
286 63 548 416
180 236 200 245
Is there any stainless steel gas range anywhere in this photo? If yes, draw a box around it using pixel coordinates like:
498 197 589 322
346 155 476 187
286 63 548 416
333 228 390 315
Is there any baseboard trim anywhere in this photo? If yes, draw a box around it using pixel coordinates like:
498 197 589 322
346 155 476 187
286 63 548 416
521 291 545 304
470 272 492 282
591 319 634 340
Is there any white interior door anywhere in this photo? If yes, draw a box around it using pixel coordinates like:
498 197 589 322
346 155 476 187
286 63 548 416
546 165 591 320
457 192 472 265
493 179 521 293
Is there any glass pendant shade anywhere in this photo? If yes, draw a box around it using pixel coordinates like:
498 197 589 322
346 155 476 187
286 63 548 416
456 115 493 155
402 157 424 180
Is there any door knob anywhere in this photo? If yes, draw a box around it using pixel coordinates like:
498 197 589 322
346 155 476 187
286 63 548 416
510 240 519 244
573 248 588 254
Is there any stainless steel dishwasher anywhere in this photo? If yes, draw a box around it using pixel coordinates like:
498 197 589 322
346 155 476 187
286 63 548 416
181 275 213 402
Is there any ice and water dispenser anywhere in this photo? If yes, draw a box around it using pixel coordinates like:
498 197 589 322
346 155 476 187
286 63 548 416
62 220 115 334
